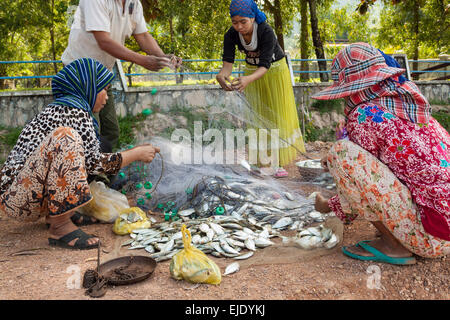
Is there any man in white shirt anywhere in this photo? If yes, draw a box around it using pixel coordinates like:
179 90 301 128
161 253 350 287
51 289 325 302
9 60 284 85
62 0 181 148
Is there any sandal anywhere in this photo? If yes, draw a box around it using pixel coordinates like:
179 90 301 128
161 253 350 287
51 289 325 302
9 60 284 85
48 229 99 250
274 168 288 178
342 240 416 265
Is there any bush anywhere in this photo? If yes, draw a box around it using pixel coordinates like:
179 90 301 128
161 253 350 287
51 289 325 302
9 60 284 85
310 99 345 114
433 110 450 132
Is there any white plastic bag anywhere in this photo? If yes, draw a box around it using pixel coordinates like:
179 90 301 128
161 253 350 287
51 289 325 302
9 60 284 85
78 181 130 223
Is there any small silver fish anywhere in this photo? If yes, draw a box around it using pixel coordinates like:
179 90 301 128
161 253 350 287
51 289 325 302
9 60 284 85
244 238 256 251
199 223 211 233
160 239 175 253
144 245 155 254
220 240 240 255
233 251 254 260
178 208 196 216
209 222 225 235
254 238 274 248
224 262 240 275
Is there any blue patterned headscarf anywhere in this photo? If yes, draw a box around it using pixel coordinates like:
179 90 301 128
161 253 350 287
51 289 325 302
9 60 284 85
378 49 407 84
51 58 115 137
229 0 267 24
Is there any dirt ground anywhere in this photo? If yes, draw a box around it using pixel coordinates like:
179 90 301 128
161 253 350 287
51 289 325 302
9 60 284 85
0 141 448 300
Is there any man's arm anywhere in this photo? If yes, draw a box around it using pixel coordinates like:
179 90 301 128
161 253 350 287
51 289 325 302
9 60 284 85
133 32 165 57
134 32 182 69
92 31 170 71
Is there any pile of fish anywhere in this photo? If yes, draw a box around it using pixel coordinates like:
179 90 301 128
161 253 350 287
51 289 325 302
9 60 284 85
122 215 279 262
122 213 339 263
290 224 339 250
295 159 323 169
176 176 326 230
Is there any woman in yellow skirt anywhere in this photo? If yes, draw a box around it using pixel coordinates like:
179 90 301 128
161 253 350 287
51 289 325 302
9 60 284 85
216 0 305 177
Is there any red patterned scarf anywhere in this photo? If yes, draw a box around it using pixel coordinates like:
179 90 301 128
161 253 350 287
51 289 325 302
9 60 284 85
346 78 431 124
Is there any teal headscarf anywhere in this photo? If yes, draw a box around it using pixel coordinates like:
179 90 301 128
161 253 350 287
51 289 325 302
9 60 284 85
51 58 115 137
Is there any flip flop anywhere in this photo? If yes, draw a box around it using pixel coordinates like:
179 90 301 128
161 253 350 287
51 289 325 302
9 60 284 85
342 240 416 265
48 229 99 250
274 168 288 178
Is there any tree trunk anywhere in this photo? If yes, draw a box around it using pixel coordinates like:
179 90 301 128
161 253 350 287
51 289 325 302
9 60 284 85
127 63 134 87
412 0 420 81
50 0 58 74
263 0 285 51
273 0 284 51
307 0 328 82
300 0 309 81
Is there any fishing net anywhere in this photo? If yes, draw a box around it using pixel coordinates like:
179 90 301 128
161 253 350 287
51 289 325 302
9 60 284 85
108 63 338 251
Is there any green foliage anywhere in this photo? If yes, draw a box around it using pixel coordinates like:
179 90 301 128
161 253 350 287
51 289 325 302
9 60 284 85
0 125 23 147
310 99 344 114
0 125 23 165
116 113 147 151
433 110 450 132
0 0 447 89
303 120 336 142
375 0 449 58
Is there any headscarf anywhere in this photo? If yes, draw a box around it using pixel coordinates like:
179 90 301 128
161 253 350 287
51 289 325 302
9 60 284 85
312 43 431 124
229 0 267 24
346 76 431 125
51 58 115 136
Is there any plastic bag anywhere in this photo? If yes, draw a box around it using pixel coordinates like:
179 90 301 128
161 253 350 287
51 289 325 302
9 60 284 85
112 207 151 235
170 224 221 285
78 181 130 223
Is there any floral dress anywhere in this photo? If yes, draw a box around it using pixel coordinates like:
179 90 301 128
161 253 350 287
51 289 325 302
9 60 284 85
327 103 450 258
0 106 122 221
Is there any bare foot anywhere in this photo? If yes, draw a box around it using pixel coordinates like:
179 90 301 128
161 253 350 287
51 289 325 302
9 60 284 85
315 192 332 213
48 217 99 247
345 238 413 258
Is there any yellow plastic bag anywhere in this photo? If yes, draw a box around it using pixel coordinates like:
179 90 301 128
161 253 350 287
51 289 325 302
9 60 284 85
170 224 222 285
112 207 151 235
78 181 130 223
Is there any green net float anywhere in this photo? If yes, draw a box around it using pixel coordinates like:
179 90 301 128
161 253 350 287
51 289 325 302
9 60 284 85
157 203 164 209
166 201 175 208
144 181 153 189
151 88 157 95
171 210 177 217
135 166 141 172
215 206 224 215
172 216 179 221
142 108 153 116
164 213 170 221
185 188 193 195
127 145 134 149
118 172 126 179
135 183 143 190
121 189 127 195
145 192 152 199
137 198 145 206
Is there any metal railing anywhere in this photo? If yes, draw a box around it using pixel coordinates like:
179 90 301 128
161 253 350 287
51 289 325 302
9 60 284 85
0 58 449 83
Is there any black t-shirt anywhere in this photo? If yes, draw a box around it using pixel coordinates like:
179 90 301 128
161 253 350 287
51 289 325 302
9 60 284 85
222 22 285 69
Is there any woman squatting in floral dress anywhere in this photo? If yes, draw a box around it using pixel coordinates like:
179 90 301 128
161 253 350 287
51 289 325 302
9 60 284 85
313 43 449 265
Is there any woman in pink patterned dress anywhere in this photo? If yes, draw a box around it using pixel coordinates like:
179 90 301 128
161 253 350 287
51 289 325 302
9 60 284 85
313 43 449 265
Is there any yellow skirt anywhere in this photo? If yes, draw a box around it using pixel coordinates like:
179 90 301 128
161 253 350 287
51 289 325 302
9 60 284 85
244 58 305 167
